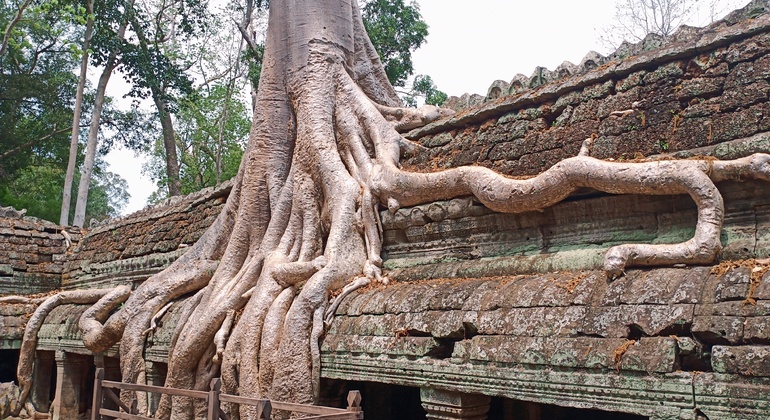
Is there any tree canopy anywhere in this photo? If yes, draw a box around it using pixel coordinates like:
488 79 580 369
0 0 129 223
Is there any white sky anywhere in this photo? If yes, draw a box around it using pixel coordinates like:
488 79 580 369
106 0 747 215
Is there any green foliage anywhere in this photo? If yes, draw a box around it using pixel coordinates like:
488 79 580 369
407 74 447 106
361 0 428 87
0 0 131 223
0 2 78 179
144 82 251 202
0 162 129 223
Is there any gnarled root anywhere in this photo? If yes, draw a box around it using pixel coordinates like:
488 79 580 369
15 287 130 415
325 276 370 326
374 102 454 132
370 155 727 278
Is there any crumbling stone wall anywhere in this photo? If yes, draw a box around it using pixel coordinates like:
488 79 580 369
0 207 78 349
0 207 78 296
405 4 770 177
61 182 230 290
322 265 770 419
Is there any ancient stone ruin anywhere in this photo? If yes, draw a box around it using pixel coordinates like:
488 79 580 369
4 1 770 419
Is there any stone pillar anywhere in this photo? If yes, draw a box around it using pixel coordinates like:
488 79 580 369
52 350 88 420
420 388 491 420
145 361 167 416
30 350 54 413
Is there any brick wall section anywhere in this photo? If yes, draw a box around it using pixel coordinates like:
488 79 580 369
61 181 230 290
321 266 770 418
404 10 770 177
0 303 36 349
0 210 78 295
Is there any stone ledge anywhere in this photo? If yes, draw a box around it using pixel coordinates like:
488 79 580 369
406 12 770 139
321 353 770 419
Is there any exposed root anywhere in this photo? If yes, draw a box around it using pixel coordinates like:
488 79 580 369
310 304 325 402
16 288 126 414
141 301 174 337
0 296 48 305
14 2 770 419
325 276 370 326
374 102 454 132
213 310 235 365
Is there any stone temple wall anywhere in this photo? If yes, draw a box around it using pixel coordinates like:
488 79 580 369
60 181 230 290
405 0 770 176
0 207 78 296
0 208 79 350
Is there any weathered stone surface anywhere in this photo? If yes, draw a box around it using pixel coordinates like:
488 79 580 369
692 316 745 344
0 382 22 419
711 345 770 376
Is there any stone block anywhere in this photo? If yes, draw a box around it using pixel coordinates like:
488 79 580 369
743 317 770 343
692 315 745 345
581 304 694 338
711 345 770 376
618 337 679 373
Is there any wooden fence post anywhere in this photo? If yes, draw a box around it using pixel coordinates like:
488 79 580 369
256 399 271 420
207 378 222 420
90 368 104 420
346 390 362 419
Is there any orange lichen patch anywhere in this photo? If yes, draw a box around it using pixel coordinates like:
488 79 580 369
555 272 589 294
710 258 770 305
613 339 637 372
393 326 409 338
672 114 682 132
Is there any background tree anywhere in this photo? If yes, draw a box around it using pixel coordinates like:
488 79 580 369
360 0 427 87
144 83 251 202
60 0 94 226
600 0 746 49
0 0 131 224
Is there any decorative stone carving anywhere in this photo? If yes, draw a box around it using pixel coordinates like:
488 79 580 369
420 388 490 420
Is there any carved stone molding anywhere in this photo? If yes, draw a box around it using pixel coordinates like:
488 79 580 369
420 388 490 420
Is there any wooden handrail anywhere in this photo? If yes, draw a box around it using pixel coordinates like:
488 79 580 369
101 380 209 399
91 368 363 420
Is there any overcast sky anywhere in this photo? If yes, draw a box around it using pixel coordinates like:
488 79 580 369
107 0 747 215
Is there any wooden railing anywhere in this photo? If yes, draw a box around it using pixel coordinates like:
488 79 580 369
90 368 363 420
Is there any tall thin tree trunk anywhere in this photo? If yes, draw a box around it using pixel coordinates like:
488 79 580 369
60 0 95 226
155 92 183 196
72 7 132 227
72 62 116 227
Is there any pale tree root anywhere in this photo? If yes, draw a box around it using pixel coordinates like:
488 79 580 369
371 142 770 278
0 296 47 305
325 276 370 326
14 286 131 416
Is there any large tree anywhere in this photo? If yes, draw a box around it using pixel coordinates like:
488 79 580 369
12 1 770 419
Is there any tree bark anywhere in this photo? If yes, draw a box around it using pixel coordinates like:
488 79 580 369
72 1 132 228
72 63 113 227
155 92 183 196
60 0 95 226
